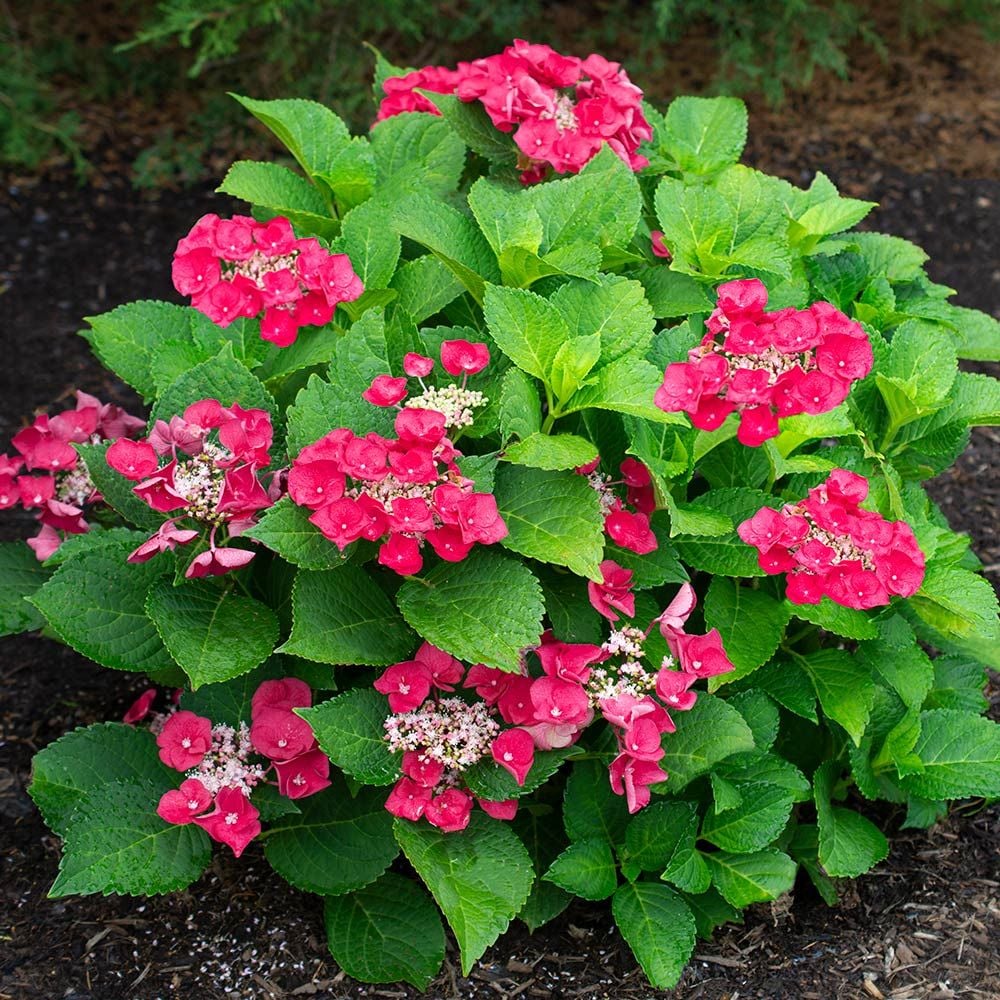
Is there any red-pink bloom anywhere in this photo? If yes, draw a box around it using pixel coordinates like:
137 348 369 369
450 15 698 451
425 788 473 832
402 751 445 789
414 643 465 692
497 676 536 725
622 716 666 762
250 707 316 762
464 664 513 705
650 230 671 259
193 786 261 857
491 728 535 785
440 340 490 376
185 546 255 578
378 533 424 575
310 496 368 549
127 523 199 563
157 779 213 825
605 508 657 554
535 634 604 684
654 670 698 711
385 777 434 821
403 353 435 377
530 676 592 726
363 375 409 407
609 753 667 813
288 460 346 509
273 748 332 799
252 678 312 715
106 439 159 481
588 559 635 622
374 661 433 713
673 629 734 679
123 688 157 725
478 798 518 820
157 711 213 771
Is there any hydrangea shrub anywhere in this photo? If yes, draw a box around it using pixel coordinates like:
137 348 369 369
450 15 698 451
4 41 1000 991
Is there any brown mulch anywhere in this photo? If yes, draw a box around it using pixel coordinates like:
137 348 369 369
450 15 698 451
1 17 999 1000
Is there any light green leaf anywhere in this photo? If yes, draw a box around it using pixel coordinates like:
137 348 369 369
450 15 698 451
612 882 696 990
498 367 543 443
494 464 605 579
548 334 602 400
395 812 534 975
483 284 571 381
797 649 875 746
324 872 445 990
504 433 597 471
901 710 1000 800
145 579 278 689
787 597 878 640
371 112 467 197
279 567 415 666
390 256 464 325
300 688 400 786
563 352 687 424
264 779 398 895
673 488 772 577
340 198 402 289
911 566 999 642
396 549 543 672
635 266 715 318
660 96 748 174
706 848 797 908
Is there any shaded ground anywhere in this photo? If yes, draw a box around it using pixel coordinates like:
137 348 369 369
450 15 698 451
1 22 999 1000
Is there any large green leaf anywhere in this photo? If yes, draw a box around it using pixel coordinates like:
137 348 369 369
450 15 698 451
797 649 875 746
563 759 631 846
0 540 51 636
900 710 1000 800
658 695 755 790
243 497 356 571
370 111 467 197
395 813 534 975
299 687 400 786
76 442 163 532
612 882 697 990
29 547 176 674
324 872 445 990
673 488 772 577
264 779 398 895
813 761 888 878
621 801 699 875
700 781 795 853
659 96 748 174
494 464 605 579
145 579 278 689
279 567 415 666
29 723 174 837
396 549 543 672
464 746 579 802
503 433 597 471
706 848 797 908
483 284 571 382
544 839 618 901
51 782 211 897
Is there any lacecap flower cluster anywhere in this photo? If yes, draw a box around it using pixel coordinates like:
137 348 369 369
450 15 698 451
655 278 874 446
171 214 363 346
738 469 926 609
375 39 651 185
106 398 277 578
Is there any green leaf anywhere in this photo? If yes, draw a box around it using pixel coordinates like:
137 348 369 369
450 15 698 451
538 567 603 644
150 342 277 436
563 759 631 846
29 723 174 837
217 160 335 238
300 688 400 786
849 231 928 281
548 333 602 400
660 96 748 174
514 806 573 931
753 660 819 722
622 801 699 874
544 839 617 901
243 497 355 571
324 872 445 990
285 311 395 453
396 549 543 672
82 300 216 401
0 541 50 635
279 567 415 666
30 547 175 674
42 526 149 568
498 368 542 443
700 782 795 852
813 761 889 878
145 579 278 689
635 266 715 318
856 619 933 710
612 882 696 990
681 888 743 940
483 284 571 382
550 275 655 369
787 597 878 640
424 92 515 163
51 782 211 897
797 649 875 746
727 690 781 751
884 320 958 407
658 695 755 790
525 146 641 252
706 848 797 908
911 566 999 642
504 433 597 471
340 198 402 289
661 843 712 895
76 442 163 532
264 778 398 894
464 746 579 803
563 352 687 423
395 812 534 975
714 749 811 800
673 488 772 577
703 578 789 688
900 710 1000 799
923 656 988 714
371 112 466 197
493 464 605 579
390 256 464 324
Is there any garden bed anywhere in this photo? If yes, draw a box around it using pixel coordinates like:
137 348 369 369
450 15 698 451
1 26 998 1000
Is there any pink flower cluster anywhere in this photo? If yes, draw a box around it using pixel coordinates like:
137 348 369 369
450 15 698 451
1 391 145 560
576 455 658 555
152 678 328 857
289 342 506 576
171 214 363 347
106 398 276 578
655 279 874 447
375 40 651 184
737 469 926 609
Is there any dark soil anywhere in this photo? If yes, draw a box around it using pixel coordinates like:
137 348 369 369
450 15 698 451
2 22 999 1000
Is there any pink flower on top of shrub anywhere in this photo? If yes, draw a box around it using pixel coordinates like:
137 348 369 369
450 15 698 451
737 468 925 610
655 278 873 446
172 214 363 347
